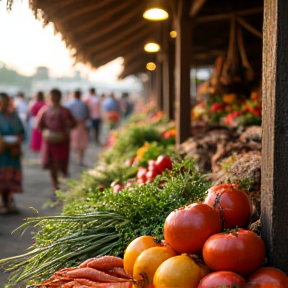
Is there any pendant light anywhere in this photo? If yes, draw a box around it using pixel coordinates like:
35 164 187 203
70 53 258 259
146 62 157 71
144 42 161 53
143 0 169 21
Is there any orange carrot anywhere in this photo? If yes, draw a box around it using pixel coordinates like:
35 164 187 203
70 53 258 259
41 276 72 285
74 278 111 287
62 281 81 288
66 267 130 283
107 267 131 279
86 256 123 270
79 258 94 268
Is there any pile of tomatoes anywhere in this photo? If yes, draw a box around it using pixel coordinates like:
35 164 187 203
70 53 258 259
122 183 288 288
136 155 173 186
111 155 173 193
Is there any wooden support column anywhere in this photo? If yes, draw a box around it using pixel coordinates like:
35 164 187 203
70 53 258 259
163 22 175 120
261 0 288 273
156 58 163 111
150 71 157 104
175 0 192 146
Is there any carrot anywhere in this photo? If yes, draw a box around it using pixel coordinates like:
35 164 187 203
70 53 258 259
66 267 130 283
86 256 123 270
79 258 95 268
62 281 81 288
107 267 131 279
41 276 72 286
74 278 110 287
53 267 78 277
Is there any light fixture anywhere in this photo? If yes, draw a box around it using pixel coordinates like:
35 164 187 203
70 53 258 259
146 62 156 71
144 42 161 53
143 0 169 21
170 30 177 38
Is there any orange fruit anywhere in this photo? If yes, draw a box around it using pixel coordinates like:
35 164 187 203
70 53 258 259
153 254 208 288
123 236 162 277
133 246 177 288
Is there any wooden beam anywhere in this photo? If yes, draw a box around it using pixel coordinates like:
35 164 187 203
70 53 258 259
196 7 263 23
41 0 79 12
119 61 146 79
175 0 192 146
89 28 153 64
85 20 150 55
236 16 262 39
261 0 288 274
57 0 117 24
82 5 143 44
123 45 151 64
69 0 136 34
189 0 206 17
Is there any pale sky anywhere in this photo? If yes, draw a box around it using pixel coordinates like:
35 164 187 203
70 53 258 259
0 0 124 82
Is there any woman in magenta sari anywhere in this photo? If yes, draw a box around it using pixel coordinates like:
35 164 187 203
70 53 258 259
37 89 76 194
29 91 46 153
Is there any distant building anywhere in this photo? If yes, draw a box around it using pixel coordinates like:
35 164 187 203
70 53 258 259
34 66 49 80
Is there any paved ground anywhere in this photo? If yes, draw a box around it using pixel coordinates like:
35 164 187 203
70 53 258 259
0 140 104 287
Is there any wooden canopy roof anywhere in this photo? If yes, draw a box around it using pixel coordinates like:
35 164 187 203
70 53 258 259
26 0 263 79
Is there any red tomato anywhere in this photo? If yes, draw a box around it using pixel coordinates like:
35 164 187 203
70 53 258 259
163 131 172 139
164 203 222 254
148 159 156 168
204 183 253 229
155 155 172 172
113 184 123 193
148 160 162 174
198 271 246 288
247 267 288 288
137 167 148 181
203 229 265 276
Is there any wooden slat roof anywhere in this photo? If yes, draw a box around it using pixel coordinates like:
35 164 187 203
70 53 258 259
27 0 263 79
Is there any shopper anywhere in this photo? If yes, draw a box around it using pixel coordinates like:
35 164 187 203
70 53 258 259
29 91 47 153
65 90 89 166
0 93 25 214
84 87 102 145
37 89 76 194
102 93 121 130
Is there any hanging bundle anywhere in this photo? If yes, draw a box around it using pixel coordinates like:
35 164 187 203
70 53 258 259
220 15 241 86
237 26 255 82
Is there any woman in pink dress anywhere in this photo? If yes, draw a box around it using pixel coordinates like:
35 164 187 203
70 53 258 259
37 89 76 193
29 91 46 152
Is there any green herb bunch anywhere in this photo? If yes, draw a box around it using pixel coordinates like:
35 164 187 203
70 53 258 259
101 125 166 164
0 159 210 285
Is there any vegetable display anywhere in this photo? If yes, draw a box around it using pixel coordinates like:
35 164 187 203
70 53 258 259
0 104 285 288
0 158 209 284
21 182 288 288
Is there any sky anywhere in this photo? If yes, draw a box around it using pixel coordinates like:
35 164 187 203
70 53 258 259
0 0 124 83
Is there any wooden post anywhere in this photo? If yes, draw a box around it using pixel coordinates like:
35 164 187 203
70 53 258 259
156 58 163 111
163 22 175 120
261 0 288 273
175 0 192 146
150 70 157 104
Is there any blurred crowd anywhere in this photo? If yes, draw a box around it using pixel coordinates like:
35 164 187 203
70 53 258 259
0 88 134 214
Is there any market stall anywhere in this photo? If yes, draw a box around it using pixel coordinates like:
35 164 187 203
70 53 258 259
1 0 288 286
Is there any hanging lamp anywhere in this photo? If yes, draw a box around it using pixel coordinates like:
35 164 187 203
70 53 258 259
144 42 161 53
143 0 169 21
146 62 157 71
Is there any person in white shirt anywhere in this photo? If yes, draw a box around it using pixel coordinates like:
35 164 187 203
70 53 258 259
14 92 28 128
83 88 102 145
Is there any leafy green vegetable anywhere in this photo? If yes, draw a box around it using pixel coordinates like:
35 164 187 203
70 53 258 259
101 125 166 164
0 159 210 285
